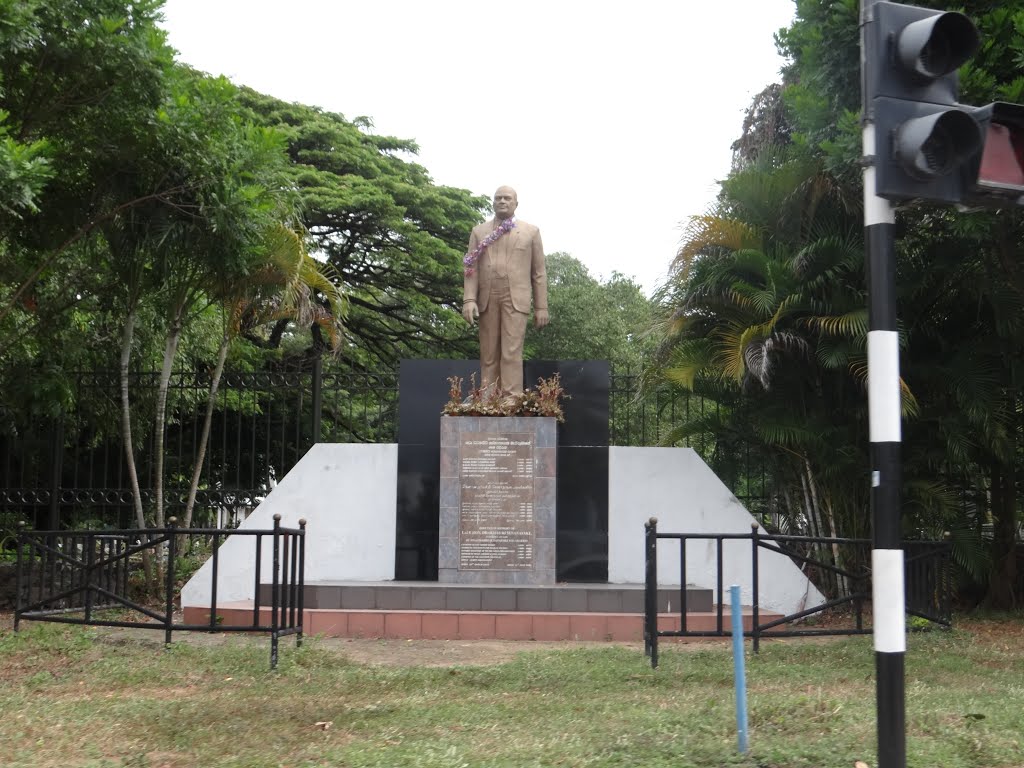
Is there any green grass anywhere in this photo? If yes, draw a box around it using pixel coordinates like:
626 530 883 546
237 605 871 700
0 618 1021 767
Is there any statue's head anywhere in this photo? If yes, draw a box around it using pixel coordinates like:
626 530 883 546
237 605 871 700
493 186 518 221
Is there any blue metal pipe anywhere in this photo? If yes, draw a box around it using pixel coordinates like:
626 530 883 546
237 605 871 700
730 584 750 754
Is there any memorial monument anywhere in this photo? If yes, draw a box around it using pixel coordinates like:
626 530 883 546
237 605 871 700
180 187 822 629
461 185 549 394
440 186 556 584
438 417 556 584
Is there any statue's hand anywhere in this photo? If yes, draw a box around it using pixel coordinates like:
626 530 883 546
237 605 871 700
534 308 549 328
462 300 479 325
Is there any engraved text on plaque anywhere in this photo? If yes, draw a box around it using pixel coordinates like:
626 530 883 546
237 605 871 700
459 432 534 570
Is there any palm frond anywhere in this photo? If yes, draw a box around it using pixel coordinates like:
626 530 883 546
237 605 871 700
674 216 761 271
803 309 868 339
848 359 919 418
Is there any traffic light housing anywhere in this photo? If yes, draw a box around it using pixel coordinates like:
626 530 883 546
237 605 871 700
866 2 1024 207
963 102 1024 206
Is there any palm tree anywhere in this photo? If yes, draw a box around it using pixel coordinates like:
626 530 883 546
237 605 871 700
180 223 347 531
648 153 886 594
895 209 1024 605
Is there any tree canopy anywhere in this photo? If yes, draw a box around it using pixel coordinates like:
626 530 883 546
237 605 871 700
236 90 487 370
525 252 652 370
0 0 488 539
648 0 1024 608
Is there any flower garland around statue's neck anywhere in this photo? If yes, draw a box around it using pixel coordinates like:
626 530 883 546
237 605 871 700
463 217 516 276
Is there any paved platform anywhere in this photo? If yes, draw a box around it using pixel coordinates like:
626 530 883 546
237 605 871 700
182 582 777 641
183 602 777 642
256 581 715 613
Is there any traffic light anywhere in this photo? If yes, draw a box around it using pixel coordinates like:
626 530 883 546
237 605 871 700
963 102 1024 206
865 2 1024 207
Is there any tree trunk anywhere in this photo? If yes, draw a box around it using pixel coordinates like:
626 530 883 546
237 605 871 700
804 459 824 537
984 461 1019 610
798 466 817 538
120 310 145 530
823 495 848 598
182 334 229 531
801 460 826 542
153 314 183 530
119 308 153 585
150 308 186 590
803 459 841 596
799 463 831 594
780 485 819 585
781 486 799 534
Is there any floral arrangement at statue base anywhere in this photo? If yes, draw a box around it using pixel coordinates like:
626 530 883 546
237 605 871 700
442 373 567 422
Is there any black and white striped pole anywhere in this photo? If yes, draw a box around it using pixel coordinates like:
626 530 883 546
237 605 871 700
861 3 986 766
860 39 906 768
861 136 906 768
862 1 1024 763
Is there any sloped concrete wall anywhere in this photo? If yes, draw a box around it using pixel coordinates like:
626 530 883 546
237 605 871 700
182 442 824 617
608 447 824 614
181 443 397 607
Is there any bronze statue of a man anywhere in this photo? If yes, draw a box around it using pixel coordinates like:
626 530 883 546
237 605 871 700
462 186 549 394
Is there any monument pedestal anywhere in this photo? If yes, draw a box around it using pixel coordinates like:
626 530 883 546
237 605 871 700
438 417 556 585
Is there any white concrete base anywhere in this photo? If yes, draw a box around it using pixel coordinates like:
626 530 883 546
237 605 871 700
182 443 824 617
608 447 825 614
181 443 398 608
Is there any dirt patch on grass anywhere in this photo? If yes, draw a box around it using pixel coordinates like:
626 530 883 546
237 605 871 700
98 626 647 666
4 611 1016 669
137 751 193 768
2 610 727 667
81 627 814 667
958 616 1023 648
322 637 642 666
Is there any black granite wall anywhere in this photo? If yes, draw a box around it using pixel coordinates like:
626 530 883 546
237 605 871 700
396 359 610 582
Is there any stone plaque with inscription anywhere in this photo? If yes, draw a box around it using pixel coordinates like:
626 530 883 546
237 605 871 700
460 433 535 570
439 417 556 584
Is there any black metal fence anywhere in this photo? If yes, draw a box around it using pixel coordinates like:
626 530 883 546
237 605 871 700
0 362 398 532
609 367 773 511
3 364 746 534
14 514 306 669
642 517 952 668
609 366 716 449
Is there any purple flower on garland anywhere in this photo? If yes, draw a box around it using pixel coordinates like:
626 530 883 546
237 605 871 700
463 217 516 276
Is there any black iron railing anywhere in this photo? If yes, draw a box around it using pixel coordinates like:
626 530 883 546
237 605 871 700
642 517 951 668
3 365 707 532
0 365 398 531
608 367 724 451
14 514 305 669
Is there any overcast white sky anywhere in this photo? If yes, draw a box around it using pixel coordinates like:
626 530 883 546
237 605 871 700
159 0 795 295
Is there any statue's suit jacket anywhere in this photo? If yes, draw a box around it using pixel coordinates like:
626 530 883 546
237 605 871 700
463 218 548 313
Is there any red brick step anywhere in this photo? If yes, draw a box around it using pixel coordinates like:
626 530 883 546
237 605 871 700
183 602 778 642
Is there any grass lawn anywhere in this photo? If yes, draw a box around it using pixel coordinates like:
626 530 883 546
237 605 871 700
0 616 1021 767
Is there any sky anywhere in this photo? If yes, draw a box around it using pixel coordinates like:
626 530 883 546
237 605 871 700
158 0 795 296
